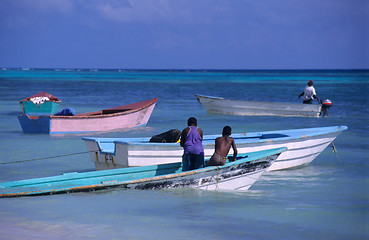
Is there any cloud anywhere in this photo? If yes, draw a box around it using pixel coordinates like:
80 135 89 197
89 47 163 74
23 0 74 14
87 0 231 25
86 0 168 23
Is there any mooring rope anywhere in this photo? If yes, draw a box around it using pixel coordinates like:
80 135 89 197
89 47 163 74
0 150 96 165
331 142 342 163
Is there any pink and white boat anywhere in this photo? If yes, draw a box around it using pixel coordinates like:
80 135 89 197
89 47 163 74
18 98 158 134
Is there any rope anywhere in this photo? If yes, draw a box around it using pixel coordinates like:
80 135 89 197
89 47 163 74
0 150 95 165
331 142 342 163
215 167 220 190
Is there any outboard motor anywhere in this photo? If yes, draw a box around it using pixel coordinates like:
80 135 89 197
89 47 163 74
321 99 332 116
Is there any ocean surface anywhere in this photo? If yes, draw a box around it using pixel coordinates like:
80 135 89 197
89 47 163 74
0 69 368 239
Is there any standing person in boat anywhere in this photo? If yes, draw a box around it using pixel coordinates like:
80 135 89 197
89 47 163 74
180 117 205 171
298 80 320 104
208 126 238 166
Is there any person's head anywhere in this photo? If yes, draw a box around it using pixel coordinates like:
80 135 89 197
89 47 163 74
187 117 197 126
308 80 314 86
222 126 232 136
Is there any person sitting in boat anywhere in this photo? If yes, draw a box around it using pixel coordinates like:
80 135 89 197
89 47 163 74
180 117 204 171
208 126 238 166
298 80 320 104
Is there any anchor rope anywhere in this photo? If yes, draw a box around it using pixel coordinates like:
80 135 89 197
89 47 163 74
331 142 342 163
0 150 96 165
215 167 220 190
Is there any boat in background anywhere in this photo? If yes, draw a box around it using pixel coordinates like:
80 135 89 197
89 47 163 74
83 126 347 171
195 94 323 117
0 148 286 197
18 98 158 134
20 91 61 115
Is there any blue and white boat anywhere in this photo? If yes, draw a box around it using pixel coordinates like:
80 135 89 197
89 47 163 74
0 148 285 197
83 126 347 171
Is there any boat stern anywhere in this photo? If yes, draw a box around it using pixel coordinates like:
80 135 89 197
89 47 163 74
18 115 51 134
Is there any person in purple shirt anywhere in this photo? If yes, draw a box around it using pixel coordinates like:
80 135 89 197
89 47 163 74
180 117 204 171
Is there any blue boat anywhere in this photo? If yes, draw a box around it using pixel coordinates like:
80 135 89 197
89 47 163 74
0 148 286 197
20 91 61 115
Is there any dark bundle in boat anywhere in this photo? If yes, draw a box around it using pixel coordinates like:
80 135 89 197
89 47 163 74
149 129 181 143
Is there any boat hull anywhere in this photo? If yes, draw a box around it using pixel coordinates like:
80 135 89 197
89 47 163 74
0 148 285 197
83 126 347 171
18 98 157 134
20 91 61 115
21 101 60 115
195 94 322 117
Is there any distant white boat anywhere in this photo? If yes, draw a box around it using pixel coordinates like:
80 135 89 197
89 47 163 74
83 126 347 171
195 94 323 117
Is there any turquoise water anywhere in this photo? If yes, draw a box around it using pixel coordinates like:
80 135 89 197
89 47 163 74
0 69 368 239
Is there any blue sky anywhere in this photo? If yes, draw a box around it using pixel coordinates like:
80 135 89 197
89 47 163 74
0 0 367 69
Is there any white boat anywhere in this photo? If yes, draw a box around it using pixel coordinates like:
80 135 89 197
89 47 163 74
195 94 323 117
83 126 347 171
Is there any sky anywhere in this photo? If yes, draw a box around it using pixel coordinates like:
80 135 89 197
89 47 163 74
0 0 368 69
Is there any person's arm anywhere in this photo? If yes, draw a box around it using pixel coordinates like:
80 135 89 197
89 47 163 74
313 95 320 102
180 128 188 147
197 128 203 140
231 138 238 161
298 92 304 98
312 87 319 102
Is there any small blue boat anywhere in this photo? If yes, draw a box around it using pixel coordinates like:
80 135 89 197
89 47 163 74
0 148 286 197
20 91 61 115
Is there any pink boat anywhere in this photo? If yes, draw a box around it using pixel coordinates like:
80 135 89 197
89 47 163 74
18 98 158 134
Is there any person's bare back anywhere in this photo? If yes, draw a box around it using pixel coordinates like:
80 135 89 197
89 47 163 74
208 126 238 166
214 136 235 158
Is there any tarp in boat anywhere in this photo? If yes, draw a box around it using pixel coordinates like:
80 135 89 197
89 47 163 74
20 92 61 103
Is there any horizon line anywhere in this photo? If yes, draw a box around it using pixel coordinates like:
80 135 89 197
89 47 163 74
1 67 368 71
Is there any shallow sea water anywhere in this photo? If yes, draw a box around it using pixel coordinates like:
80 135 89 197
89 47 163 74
0 69 368 239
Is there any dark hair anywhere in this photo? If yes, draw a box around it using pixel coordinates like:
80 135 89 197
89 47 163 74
187 117 197 126
222 126 232 136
